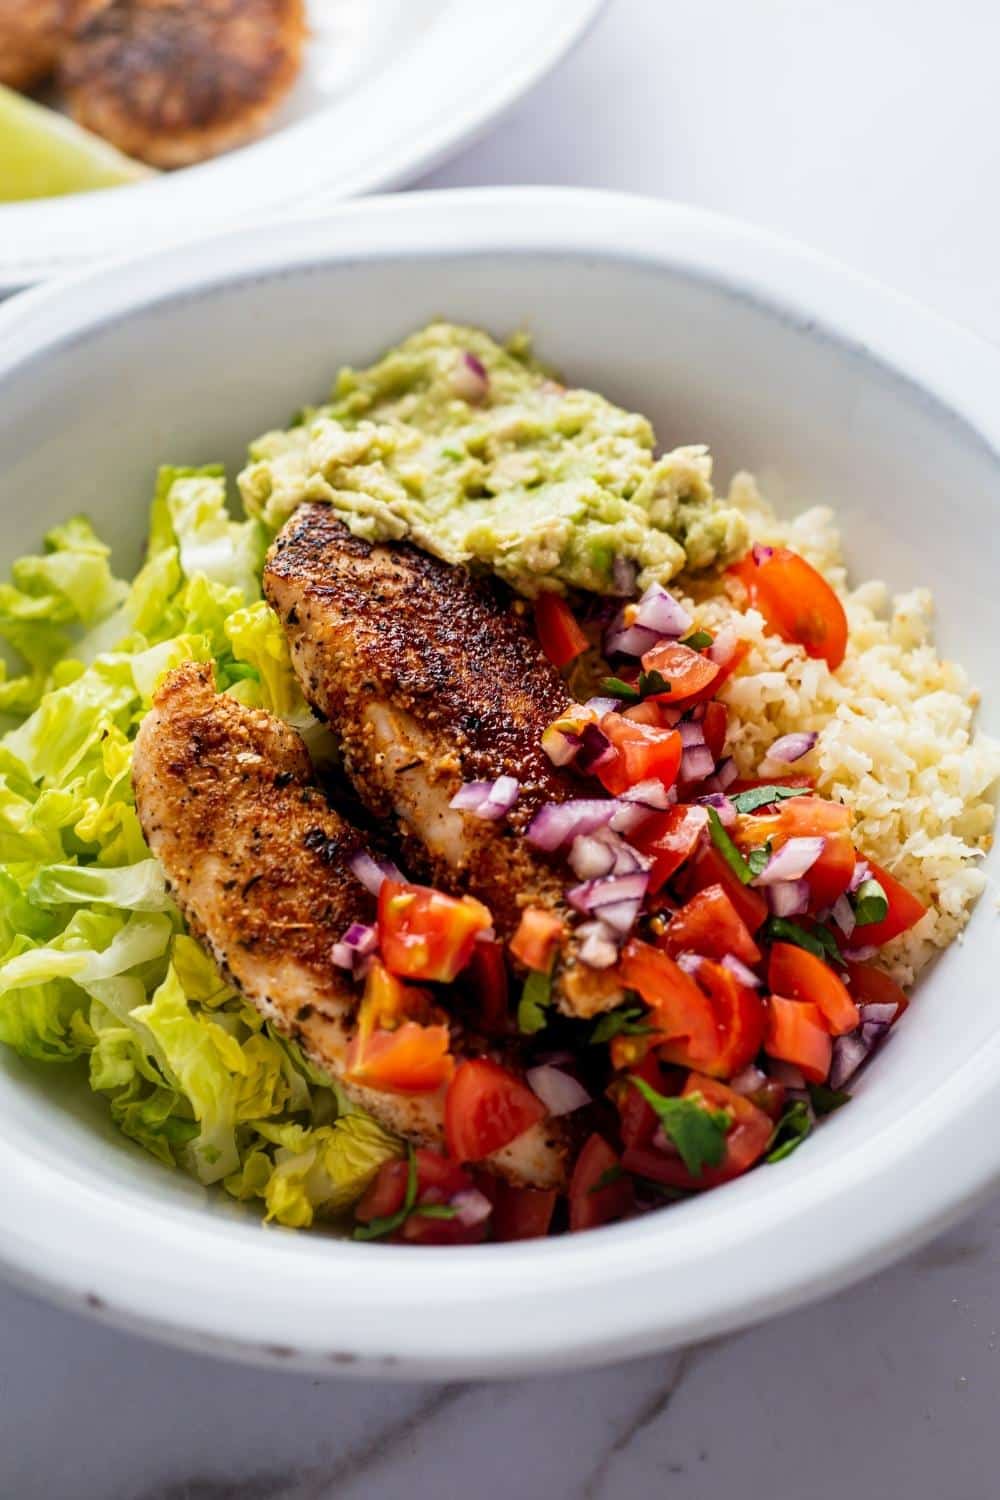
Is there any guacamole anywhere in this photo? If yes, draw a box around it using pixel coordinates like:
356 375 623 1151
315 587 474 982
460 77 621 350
238 323 748 598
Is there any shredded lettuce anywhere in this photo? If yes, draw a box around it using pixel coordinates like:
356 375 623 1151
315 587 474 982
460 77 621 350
0 467 400 1226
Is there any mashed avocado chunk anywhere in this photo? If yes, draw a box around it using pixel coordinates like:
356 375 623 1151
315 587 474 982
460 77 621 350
238 323 748 597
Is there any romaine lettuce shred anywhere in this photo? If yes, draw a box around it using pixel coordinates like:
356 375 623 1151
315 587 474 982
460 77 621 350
0 467 401 1225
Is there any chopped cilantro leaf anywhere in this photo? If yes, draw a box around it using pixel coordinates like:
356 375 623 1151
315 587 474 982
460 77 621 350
517 969 553 1034
602 676 640 702
630 1077 730 1176
589 1164 625 1194
638 669 671 697
706 806 754 885
352 1146 417 1241
766 1100 813 1162
590 1005 652 1044
746 842 772 877
808 1082 851 1116
766 916 842 964
412 1204 460 1221
730 785 810 815
852 877 889 927
680 630 714 650
441 445 464 460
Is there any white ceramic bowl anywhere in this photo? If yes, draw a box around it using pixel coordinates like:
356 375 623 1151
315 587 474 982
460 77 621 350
0 190 997 1378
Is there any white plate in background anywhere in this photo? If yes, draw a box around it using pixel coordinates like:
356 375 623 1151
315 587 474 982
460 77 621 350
0 0 604 290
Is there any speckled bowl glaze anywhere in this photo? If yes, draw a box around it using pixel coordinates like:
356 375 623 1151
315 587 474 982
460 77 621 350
0 190 996 1376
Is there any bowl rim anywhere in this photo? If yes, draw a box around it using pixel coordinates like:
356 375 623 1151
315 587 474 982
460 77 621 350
1 187 999 1378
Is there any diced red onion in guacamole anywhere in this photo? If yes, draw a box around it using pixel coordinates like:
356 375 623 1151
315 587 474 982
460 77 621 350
452 351 489 403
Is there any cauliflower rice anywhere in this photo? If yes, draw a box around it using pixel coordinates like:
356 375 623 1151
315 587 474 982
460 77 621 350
681 470 1000 987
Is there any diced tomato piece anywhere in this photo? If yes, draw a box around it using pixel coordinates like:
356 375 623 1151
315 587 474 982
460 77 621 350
622 1073 771 1191
445 1058 547 1162
736 796 856 909
619 939 718 1068
621 699 667 726
534 591 589 670
632 803 708 894
695 960 767 1078
464 938 510 1032
661 884 762 967
764 996 832 1083
641 639 721 706
489 1181 558 1241
568 1133 633 1232
596 714 682 795
613 1052 669 1150
678 842 769 934
745 1076 787 1121
702 701 728 762
355 1149 486 1244
509 907 564 972
729 547 848 670
768 941 859 1035
681 639 751 709
358 958 435 1031
345 1021 454 1093
378 880 491 983
843 959 909 1018
848 859 927 948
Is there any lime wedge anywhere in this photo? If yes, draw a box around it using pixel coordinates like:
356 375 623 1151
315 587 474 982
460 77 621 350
0 84 154 202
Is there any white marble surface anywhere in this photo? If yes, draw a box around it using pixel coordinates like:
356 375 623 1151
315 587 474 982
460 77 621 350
7 2 1000 1495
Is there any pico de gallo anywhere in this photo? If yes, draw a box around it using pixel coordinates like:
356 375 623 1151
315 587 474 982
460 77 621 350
341 543 927 1244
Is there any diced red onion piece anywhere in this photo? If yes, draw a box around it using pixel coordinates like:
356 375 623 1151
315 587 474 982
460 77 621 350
848 859 871 893
609 779 670 834
730 1064 767 1096
844 944 878 961
604 605 662 659
611 557 638 597
681 744 716 783
568 832 618 880
676 951 704 975
766 878 811 916
753 836 826 885
450 1188 493 1228
721 953 763 989
584 696 620 717
576 722 615 773
526 1064 592 1116
343 922 377 954
752 542 774 565
331 942 355 971
651 1125 682 1157
678 720 706 748
767 731 818 763
449 775 520 820
829 1031 870 1090
698 792 736 828
707 623 739 666
452 351 489 403
860 1002 898 1026
767 1059 806 1088
634 582 692 638
716 756 738 790
831 893 856 938
568 871 649 933
577 920 621 969
526 799 618 852
348 850 403 895
541 724 582 767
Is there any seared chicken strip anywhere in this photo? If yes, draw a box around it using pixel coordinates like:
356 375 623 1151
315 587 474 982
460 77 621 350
0 0 76 91
60 0 306 169
132 662 567 1188
264 504 624 1018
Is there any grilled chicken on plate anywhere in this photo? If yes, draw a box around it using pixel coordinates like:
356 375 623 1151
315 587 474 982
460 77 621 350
264 503 626 1018
132 661 567 1189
